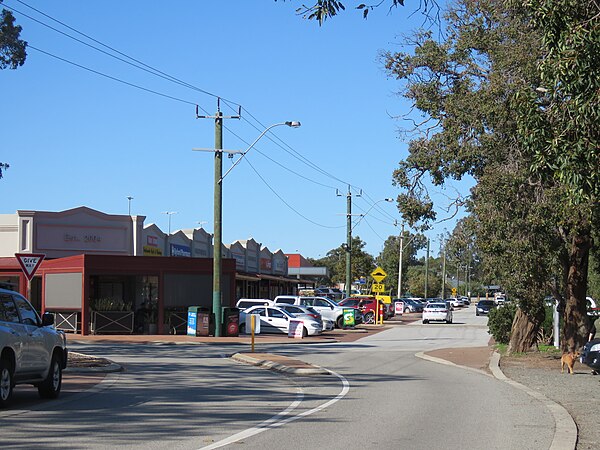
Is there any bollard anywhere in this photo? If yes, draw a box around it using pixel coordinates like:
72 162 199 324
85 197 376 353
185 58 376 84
251 314 255 353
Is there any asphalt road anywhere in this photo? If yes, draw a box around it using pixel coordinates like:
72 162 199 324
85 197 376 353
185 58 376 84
0 308 555 449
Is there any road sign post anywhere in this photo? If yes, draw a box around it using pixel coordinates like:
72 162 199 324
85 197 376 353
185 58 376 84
15 253 45 300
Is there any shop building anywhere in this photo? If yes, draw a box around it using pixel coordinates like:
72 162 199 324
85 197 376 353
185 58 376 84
0 206 315 335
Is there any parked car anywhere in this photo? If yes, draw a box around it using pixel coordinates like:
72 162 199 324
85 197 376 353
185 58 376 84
276 304 329 332
422 302 453 324
338 296 388 323
394 298 425 314
0 288 68 407
239 305 322 336
476 300 496 316
235 298 274 310
460 296 471 306
446 298 465 308
274 295 351 328
314 287 344 301
580 338 600 373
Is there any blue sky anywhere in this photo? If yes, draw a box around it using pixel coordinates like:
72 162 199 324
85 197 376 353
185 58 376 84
1 0 470 258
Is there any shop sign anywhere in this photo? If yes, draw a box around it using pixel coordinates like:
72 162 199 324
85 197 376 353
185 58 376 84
260 258 272 270
147 235 158 247
170 244 191 257
143 246 163 256
288 319 304 339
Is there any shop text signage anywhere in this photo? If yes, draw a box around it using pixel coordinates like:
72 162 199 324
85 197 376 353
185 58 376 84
170 244 191 257
143 246 163 256
38 225 127 253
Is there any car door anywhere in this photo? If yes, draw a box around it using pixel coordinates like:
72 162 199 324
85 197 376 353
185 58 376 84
0 293 32 374
312 297 335 321
12 294 48 373
265 307 289 334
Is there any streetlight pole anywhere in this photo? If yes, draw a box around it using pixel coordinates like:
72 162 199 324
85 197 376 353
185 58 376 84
397 223 404 298
127 196 133 216
194 118 300 336
162 211 177 234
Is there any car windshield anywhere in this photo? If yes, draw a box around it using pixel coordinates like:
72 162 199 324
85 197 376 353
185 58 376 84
427 303 446 309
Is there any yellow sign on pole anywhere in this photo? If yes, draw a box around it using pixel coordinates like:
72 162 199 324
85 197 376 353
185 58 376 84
452 287 457 297
372 283 385 293
371 267 387 283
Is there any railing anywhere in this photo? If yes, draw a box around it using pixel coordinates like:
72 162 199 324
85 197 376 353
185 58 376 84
90 311 134 334
53 311 79 333
167 310 188 335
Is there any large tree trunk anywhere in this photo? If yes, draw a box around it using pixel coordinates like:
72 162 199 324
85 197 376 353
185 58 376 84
508 306 544 354
563 230 592 352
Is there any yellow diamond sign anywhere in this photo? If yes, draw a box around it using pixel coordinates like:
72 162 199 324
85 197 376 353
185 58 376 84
371 267 387 283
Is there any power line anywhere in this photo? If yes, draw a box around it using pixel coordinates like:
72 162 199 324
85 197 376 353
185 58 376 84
243 158 344 230
7 0 242 108
28 45 198 106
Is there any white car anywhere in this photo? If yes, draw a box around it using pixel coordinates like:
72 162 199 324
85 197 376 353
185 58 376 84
274 295 347 328
422 302 453 324
239 305 322 336
1 288 68 407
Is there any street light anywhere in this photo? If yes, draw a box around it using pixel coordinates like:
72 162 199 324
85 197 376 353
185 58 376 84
198 120 300 336
126 196 134 216
162 211 177 234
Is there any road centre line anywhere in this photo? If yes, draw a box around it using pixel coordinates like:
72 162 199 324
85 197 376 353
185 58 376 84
199 369 350 450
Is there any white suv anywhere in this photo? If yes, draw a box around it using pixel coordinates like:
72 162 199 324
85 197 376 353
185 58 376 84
0 288 68 407
274 296 347 328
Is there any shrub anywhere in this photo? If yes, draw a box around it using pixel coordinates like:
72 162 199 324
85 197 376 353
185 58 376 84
488 302 516 344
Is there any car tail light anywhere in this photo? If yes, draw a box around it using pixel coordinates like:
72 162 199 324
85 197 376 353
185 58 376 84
309 314 319 319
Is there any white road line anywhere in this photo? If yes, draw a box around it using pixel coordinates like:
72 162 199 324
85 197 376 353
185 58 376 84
199 369 350 450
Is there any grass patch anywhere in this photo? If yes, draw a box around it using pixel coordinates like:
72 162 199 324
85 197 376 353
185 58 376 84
495 343 508 355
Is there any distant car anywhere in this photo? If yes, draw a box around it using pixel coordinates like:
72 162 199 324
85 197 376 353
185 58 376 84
314 287 343 301
235 298 274 310
339 297 388 323
0 288 68 407
395 298 423 313
422 302 453 324
239 305 322 336
275 295 350 328
476 300 496 316
446 298 465 308
460 296 471 306
580 338 600 372
276 304 327 332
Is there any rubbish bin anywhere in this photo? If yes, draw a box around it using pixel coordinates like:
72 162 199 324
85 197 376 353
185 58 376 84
222 307 240 337
187 306 211 337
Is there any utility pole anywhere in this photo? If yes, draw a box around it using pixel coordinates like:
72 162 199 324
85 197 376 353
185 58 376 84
338 185 361 294
196 100 240 337
441 249 446 299
397 223 404 299
424 237 430 298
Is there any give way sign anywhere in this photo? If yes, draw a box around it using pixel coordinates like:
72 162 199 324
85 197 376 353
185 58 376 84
15 253 46 281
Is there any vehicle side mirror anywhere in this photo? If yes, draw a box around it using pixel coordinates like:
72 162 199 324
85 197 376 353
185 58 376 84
41 312 55 327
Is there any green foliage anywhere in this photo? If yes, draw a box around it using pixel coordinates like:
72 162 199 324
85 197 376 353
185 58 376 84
312 237 375 286
0 2 27 70
0 162 8 179
488 303 517 345
276 0 416 25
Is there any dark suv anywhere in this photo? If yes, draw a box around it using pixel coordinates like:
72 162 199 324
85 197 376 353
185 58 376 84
0 288 68 407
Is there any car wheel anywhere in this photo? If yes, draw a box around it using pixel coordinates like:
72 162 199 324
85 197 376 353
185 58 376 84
404 308 410 314
476 311 479 316
38 353 63 399
364 312 375 324
239 323 246 334
0 359 13 408
422 319 429 324
336 316 345 329
302 327 308 338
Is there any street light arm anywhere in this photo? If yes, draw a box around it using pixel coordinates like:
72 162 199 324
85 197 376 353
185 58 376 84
219 121 301 184
351 198 393 232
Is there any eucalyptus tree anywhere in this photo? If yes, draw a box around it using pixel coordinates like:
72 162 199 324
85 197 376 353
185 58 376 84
0 0 26 69
381 0 566 352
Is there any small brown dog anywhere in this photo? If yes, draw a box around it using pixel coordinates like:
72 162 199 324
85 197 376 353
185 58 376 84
561 351 581 374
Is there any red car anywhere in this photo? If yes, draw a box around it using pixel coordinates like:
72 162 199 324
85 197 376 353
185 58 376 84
338 297 388 323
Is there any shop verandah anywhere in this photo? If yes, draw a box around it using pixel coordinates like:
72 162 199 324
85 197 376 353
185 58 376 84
0 254 236 336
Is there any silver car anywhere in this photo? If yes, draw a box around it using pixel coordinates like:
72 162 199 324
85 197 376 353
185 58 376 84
0 288 68 407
